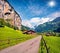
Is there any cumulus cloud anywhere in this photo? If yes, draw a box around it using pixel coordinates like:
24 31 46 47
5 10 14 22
30 17 50 25
22 20 34 28
30 18 40 24
22 17 50 28
22 12 60 28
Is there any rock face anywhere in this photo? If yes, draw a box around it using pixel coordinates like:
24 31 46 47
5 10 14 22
0 0 22 30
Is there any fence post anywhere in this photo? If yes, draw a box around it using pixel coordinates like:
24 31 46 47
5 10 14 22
42 36 49 53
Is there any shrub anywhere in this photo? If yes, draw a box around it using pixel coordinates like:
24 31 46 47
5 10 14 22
56 33 60 37
0 18 5 27
5 22 11 27
5 23 18 30
0 18 19 30
13 26 19 30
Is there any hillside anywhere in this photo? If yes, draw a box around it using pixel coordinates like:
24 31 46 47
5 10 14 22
0 26 35 50
21 25 30 31
35 17 60 32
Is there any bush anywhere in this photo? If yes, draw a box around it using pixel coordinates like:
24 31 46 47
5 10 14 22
5 22 11 27
5 23 18 30
0 18 19 30
0 18 5 27
56 33 60 37
14 26 19 30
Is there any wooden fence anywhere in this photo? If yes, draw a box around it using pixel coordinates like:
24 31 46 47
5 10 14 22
42 36 50 53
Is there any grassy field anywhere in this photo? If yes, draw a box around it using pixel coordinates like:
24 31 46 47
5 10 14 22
44 36 60 53
39 35 60 53
0 26 36 50
39 36 47 53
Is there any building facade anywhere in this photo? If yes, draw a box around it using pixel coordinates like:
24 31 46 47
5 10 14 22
0 0 22 30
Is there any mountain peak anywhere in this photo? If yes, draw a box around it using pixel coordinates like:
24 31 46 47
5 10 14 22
52 17 60 22
35 17 60 32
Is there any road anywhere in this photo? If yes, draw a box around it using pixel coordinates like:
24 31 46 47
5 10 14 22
0 36 42 53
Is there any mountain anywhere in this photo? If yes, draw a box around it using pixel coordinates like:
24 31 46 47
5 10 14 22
52 17 60 22
35 17 60 32
21 25 30 31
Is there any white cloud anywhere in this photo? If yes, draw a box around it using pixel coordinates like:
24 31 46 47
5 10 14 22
22 12 60 28
30 18 40 23
30 17 50 25
47 11 60 21
22 20 34 28
22 17 50 28
39 18 50 24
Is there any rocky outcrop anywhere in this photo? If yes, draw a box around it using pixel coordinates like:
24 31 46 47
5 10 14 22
0 0 22 30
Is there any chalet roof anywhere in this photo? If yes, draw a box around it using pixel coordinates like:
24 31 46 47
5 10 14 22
24 30 36 33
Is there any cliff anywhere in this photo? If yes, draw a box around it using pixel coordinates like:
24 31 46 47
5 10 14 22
0 0 22 30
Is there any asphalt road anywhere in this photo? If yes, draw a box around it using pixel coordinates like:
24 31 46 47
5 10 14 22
0 36 42 53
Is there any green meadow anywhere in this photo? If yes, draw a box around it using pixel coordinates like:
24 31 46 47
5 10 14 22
39 35 60 53
44 36 60 53
0 26 36 50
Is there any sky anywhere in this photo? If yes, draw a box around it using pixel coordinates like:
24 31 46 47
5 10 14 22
8 0 60 28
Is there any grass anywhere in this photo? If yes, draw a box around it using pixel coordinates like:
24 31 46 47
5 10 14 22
39 35 60 53
44 36 60 53
0 26 36 50
39 36 47 53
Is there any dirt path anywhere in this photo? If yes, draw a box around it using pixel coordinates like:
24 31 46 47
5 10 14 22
0 36 42 53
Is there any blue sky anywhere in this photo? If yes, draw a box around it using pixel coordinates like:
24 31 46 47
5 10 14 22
8 0 60 28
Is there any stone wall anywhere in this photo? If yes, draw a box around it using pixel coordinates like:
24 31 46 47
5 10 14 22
0 0 21 30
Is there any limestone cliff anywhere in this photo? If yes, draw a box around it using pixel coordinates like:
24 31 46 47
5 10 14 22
0 0 22 30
